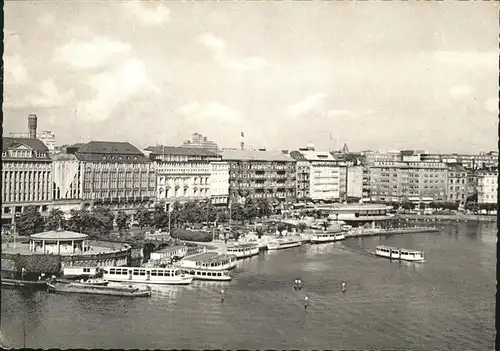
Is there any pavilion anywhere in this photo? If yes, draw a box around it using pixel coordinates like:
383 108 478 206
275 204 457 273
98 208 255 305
29 230 89 255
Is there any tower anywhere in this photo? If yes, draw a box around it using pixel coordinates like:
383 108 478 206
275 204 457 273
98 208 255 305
28 114 38 139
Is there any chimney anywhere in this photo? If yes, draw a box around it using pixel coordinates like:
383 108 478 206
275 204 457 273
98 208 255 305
28 114 38 139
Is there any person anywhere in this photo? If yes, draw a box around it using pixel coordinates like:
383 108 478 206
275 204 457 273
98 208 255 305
304 296 309 309
298 279 303 290
220 289 225 302
341 281 347 292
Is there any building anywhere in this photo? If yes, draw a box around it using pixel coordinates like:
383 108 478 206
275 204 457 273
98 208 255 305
73 141 156 215
2 115 53 226
29 230 89 254
219 149 296 206
51 152 84 216
210 161 230 206
477 172 498 204
144 146 222 209
316 203 394 228
290 145 342 201
39 131 56 152
347 166 364 199
181 133 218 153
446 165 468 206
420 152 498 170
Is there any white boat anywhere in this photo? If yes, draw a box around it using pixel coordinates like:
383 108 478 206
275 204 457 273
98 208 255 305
175 252 237 270
180 268 232 281
62 266 101 279
310 230 346 244
102 267 193 285
375 245 425 262
226 243 260 259
267 238 303 251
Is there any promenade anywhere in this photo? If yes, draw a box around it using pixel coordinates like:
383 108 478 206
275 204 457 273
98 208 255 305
396 214 496 222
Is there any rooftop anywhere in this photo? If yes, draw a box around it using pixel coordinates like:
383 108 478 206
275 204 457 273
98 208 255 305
2 137 50 156
183 252 220 261
30 230 88 240
75 141 149 163
145 145 219 157
156 245 188 253
219 150 295 162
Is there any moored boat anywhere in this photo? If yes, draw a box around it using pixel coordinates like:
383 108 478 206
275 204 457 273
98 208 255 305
180 268 232 281
375 245 425 262
47 282 151 297
102 267 193 285
310 230 346 244
175 252 238 270
267 238 303 251
226 243 260 259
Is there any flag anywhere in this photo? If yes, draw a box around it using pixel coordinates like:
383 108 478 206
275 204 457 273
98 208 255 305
241 132 245 137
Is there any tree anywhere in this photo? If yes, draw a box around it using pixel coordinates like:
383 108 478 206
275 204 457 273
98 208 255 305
321 220 330 231
92 206 114 234
297 222 307 233
45 208 66 231
115 211 130 233
256 227 264 239
401 202 415 210
256 198 272 218
277 223 287 235
134 207 151 228
15 206 44 236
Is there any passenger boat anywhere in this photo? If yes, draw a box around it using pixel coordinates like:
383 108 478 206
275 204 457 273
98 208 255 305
310 230 346 244
180 268 232 281
62 266 101 279
375 245 425 262
102 267 193 285
267 238 303 251
46 282 151 297
175 252 238 270
225 243 260 259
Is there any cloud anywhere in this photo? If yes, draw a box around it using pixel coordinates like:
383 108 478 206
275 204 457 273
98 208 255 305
54 35 131 70
484 98 498 114
27 79 74 108
77 59 159 123
327 109 357 118
447 85 474 100
435 51 498 68
285 93 327 118
199 32 267 71
176 101 243 123
123 1 170 26
4 55 29 84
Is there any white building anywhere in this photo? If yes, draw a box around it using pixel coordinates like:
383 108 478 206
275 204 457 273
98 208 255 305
144 146 222 209
210 161 229 206
347 166 364 199
290 144 341 201
477 172 498 204
39 131 56 152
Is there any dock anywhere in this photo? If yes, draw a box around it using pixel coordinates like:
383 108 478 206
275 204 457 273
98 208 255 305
1 278 48 290
345 227 439 239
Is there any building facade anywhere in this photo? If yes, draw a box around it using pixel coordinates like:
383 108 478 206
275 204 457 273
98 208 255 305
219 150 296 205
477 172 498 204
2 137 53 225
181 133 218 153
39 131 56 152
144 146 222 208
51 152 84 216
446 165 468 206
347 166 364 199
209 162 230 206
74 141 156 214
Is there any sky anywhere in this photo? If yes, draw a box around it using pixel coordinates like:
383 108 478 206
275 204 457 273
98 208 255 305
3 1 499 153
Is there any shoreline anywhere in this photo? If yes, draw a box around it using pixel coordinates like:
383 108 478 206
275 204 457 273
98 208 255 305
395 214 496 222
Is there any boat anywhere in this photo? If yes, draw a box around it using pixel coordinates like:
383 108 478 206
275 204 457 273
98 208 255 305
310 230 346 244
375 245 425 262
175 252 238 270
225 243 260 259
180 268 232 281
102 267 193 285
267 237 303 250
47 282 151 297
62 266 101 279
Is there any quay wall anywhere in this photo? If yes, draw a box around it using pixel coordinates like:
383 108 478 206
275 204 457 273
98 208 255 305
395 214 496 222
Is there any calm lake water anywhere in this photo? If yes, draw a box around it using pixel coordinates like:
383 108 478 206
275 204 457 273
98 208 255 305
1 221 496 350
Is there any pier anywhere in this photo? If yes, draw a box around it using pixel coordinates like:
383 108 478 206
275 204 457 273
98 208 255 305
345 227 439 239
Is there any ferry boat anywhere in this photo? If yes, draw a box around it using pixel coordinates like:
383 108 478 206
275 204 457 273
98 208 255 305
102 267 193 285
310 230 346 244
375 245 425 262
62 266 101 279
47 281 151 297
180 268 232 281
226 243 260 259
267 238 303 251
176 252 238 270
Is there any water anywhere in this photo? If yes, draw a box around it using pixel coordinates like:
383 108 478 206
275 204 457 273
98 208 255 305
1 221 496 349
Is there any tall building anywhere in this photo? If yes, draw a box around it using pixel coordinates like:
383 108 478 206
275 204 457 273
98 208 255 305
446 165 468 206
477 171 498 204
39 131 56 152
2 115 53 225
181 133 218 153
144 146 222 208
219 149 296 206
72 141 156 214
347 166 364 199
290 145 342 201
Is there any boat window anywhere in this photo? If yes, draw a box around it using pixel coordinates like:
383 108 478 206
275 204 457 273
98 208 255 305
175 270 181 276
165 271 171 277
139 271 145 276
121 270 127 275
207 272 212 276
202 272 207 276
190 270 195 275
157 271 164 276
110 269 116 274
217 272 222 277
151 270 157 276
83 268 91 273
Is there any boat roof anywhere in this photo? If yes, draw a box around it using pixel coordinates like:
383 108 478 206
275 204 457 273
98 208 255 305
155 245 188 253
227 243 258 248
183 252 219 261
376 245 422 252
204 254 236 263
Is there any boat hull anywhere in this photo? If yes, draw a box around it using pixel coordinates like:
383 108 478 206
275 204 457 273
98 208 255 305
267 241 302 250
47 283 151 297
104 277 193 285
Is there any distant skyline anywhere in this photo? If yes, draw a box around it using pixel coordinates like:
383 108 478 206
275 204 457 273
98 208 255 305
3 1 498 153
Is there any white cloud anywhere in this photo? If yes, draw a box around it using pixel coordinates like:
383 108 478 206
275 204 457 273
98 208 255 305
77 59 159 122
199 32 267 71
123 1 170 26
176 101 242 123
447 85 474 100
55 35 131 70
484 98 498 114
327 109 357 118
4 55 29 84
435 51 498 68
27 79 74 108
285 94 327 117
